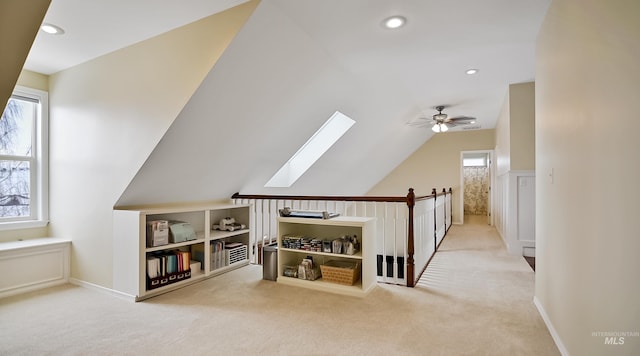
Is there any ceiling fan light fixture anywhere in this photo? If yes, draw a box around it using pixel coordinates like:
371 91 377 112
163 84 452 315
383 16 406 29
432 123 448 133
466 68 478 75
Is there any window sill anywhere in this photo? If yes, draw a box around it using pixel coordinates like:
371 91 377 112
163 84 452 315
0 219 49 231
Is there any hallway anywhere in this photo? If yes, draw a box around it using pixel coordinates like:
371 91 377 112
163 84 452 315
416 215 557 354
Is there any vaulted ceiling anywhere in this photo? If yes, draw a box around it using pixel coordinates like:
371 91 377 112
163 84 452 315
19 0 551 204
0 0 50 113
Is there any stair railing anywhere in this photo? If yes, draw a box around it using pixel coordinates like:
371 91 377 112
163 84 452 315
231 188 452 287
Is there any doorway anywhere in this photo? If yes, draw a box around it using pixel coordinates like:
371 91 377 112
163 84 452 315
460 151 493 225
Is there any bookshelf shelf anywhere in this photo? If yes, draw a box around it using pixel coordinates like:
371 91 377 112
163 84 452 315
145 237 206 253
113 203 252 301
210 228 250 241
278 247 363 260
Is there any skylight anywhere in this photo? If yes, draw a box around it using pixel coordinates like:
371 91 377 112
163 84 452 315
265 111 355 188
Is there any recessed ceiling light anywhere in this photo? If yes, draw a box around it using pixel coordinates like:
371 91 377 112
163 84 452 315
466 69 478 75
41 23 65 35
383 16 406 29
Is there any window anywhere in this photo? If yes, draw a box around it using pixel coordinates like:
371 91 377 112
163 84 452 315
265 111 355 188
0 86 48 229
463 156 487 167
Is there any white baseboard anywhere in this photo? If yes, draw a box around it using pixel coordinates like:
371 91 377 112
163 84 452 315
533 296 570 356
69 278 136 302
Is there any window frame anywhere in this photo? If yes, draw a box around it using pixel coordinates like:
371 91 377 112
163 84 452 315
0 85 49 230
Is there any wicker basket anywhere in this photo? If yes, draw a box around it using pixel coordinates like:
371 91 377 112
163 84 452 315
320 260 360 285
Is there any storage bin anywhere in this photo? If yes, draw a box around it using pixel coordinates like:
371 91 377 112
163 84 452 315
320 260 360 285
226 244 248 266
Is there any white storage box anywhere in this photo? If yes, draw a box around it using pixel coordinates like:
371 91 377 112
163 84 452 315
226 244 247 266
146 220 169 247
190 260 202 274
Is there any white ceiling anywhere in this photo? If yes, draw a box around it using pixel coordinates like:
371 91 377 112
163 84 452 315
25 0 550 132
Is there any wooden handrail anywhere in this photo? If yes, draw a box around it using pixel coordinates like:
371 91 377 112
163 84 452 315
232 192 409 203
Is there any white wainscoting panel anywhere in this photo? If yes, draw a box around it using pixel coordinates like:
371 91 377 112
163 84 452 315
494 171 536 256
0 237 71 298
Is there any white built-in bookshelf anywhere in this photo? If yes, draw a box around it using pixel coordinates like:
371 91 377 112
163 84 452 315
277 216 376 297
113 203 251 301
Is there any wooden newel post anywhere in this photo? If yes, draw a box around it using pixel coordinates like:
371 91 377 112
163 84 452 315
432 188 437 252
449 188 453 227
406 188 416 287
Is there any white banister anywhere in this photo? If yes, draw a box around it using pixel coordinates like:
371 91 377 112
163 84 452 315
232 189 452 287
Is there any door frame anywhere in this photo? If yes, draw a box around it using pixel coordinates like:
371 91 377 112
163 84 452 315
460 150 495 225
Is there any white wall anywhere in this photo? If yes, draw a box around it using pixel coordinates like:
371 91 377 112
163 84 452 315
536 0 640 354
494 171 535 256
47 2 258 287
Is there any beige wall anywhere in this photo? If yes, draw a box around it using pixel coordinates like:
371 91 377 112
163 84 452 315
495 81 535 176
495 91 510 175
368 129 495 224
509 82 535 171
536 0 640 354
17 70 48 91
47 1 258 287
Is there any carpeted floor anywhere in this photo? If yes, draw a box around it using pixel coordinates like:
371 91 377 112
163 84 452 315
0 219 558 356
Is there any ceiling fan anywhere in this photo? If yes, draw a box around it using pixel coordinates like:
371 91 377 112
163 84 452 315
408 105 477 133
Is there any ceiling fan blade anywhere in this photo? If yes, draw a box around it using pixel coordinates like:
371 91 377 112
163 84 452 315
406 119 434 128
446 116 476 124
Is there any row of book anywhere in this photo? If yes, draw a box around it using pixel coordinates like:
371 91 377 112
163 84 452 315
147 250 191 278
191 241 226 271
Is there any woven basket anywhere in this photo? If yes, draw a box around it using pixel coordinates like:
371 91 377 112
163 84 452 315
320 260 360 285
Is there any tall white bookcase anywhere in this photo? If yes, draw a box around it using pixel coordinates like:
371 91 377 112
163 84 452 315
113 203 251 301
277 216 376 297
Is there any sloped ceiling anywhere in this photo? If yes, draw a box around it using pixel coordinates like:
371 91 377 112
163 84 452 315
24 0 250 75
116 0 550 205
0 0 50 113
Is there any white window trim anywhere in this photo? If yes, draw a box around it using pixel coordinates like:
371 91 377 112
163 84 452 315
0 86 49 231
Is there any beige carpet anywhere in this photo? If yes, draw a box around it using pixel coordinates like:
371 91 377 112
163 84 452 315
0 217 558 356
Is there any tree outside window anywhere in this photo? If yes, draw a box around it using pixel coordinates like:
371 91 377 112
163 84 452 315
0 86 47 228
